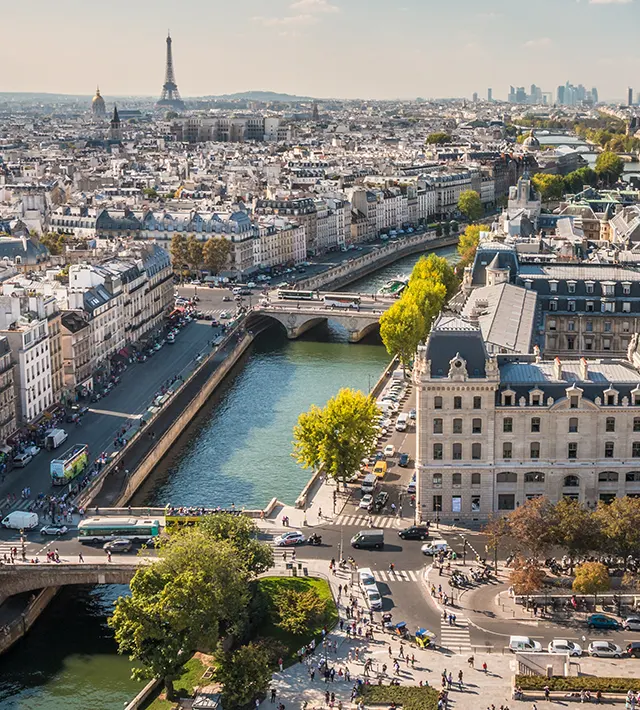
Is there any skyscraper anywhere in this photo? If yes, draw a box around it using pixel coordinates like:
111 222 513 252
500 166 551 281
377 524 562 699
472 92 478 103
557 85 565 105
629 87 634 107
156 32 185 111
591 87 599 104
487 88 492 102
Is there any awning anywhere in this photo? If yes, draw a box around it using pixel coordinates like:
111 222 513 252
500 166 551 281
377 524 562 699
118 347 131 358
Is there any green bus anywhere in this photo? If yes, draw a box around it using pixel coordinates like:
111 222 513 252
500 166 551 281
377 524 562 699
77 517 160 543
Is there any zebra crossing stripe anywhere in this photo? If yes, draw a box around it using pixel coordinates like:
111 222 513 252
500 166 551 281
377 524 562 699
373 570 419 582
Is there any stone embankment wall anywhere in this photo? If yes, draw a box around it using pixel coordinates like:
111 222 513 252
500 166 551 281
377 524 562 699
0 587 59 655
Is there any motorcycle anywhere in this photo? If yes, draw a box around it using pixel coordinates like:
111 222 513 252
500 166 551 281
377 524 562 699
308 533 322 546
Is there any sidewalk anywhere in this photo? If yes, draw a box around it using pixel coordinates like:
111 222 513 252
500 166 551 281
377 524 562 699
261 559 515 709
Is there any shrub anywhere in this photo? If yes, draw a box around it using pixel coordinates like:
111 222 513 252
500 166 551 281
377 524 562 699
516 676 640 693
358 685 439 710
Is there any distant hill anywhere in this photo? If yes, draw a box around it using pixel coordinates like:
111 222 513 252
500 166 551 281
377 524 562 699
200 91 317 102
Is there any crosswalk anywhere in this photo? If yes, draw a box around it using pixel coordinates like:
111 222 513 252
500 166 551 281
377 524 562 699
372 569 420 583
198 309 230 320
331 514 405 529
439 615 472 653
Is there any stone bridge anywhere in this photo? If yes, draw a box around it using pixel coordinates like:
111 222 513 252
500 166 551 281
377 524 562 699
0 560 145 596
247 293 396 342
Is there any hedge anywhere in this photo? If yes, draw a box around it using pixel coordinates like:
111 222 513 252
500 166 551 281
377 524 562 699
516 676 640 693
357 685 439 710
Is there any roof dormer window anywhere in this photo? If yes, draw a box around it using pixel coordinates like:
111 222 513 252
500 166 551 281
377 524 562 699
549 281 558 293
603 385 619 406
567 281 576 294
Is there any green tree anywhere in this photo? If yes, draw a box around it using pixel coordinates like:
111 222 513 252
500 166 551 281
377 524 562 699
450 220 459 233
531 173 565 201
293 388 380 486
563 167 598 194
426 132 452 145
595 151 624 186
457 224 489 269
379 297 427 368
549 499 595 574
203 236 232 275
507 496 556 557
435 223 443 237
410 253 458 299
214 643 272 710
198 513 273 576
275 588 328 636
593 497 640 564
186 235 203 275
40 232 66 256
457 190 483 222
109 528 249 699
170 234 188 275
143 187 159 199
573 562 610 605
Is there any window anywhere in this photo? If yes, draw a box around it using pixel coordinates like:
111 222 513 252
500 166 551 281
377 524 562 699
472 418 482 434
433 418 443 434
471 473 481 486
503 417 513 433
568 320 575 331
473 396 482 409
605 441 615 458
604 321 612 333
586 282 594 294
586 301 595 312
634 418 640 432
471 495 481 512
586 320 593 332
606 417 615 432
434 396 443 410
472 443 482 460
606 394 616 406
433 473 442 487
567 336 575 350
530 442 540 459
603 302 615 313
451 495 462 513
603 338 611 351
503 442 513 459
432 495 442 512
633 442 640 458
452 473 462 487
549 300 558 311
564 475 580 488
567 282 576 294
525 472 545 483
623 283 632 295
624 321 631 333
497 472 517 483
452 443 462 460
570 396 579 409
568 301 576 312
627 472 640 483
453 418 463 434
603 283 615 296
453 396 462 410
623 302 631 313
503 394 513 406
531 417 541 433
599 471 618 482
531 393 541 405
433 443 443 460
568 442 578 459
569 417 578 433
549 281 558 293
498 494 515 511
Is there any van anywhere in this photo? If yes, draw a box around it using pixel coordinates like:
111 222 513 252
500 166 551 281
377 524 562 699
395 413 409 432
232 287 242 296
44 428 67 450
13 452 33 468
361 473 377 494
509 636 542 653
421 540 449 556
2 510 39 530
351 529 384 550
373 461 387 479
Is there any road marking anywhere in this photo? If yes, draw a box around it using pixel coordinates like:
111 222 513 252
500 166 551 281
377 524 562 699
88 408 143 419
332 514 405 529
373 569 420 583
439 615 472 653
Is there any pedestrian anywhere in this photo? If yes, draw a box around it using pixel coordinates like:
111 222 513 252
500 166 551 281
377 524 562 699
468 655 474 668
78 552 84 563
482 661 488 674
271 687 277 702
458 670 464 690
318 507 322 519
107 550 112 562
278 657 283 672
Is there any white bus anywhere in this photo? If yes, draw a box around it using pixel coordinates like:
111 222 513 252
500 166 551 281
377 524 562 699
395 413 409 432
322 294 361 309
77 517 160 543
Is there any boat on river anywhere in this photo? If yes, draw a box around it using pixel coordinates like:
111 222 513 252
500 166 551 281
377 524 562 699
378 277 408 298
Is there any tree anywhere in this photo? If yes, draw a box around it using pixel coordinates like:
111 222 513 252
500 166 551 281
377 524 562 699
457 224 489 269
435 223 443 237
109 528 249 699
40 232 66 256
214 642 272 710
531 173 565 201
573 562 610 605
198 513 273 577
143 187 159 199
450 220 459 233
203 237 232 276
563 167 598 194
275 588 328 636
170 234 188 275
410 253 458 299
549 499 595 574
483 515 511 569
379 297 427 368
457 190 483 222
595 151 624 186
509 557 546 595
186 235 203 275
293 388 380 486
507 496 556 557
426 132 452 145
593 497 640 564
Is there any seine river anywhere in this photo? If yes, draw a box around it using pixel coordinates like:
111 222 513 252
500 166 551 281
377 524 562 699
0 245 456 709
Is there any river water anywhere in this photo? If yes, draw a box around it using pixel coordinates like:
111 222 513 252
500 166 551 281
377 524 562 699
0 244 456 709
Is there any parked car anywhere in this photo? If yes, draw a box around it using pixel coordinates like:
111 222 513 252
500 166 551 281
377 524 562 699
398 525 430 541
587 614 621 630
409 408 416 420
624 617 640 631
40 525 68 536
627 642 640 658
13 452 33 468
588 641 623 658
274 531 306 547
383 444 395 458
365 587 383 611
547 639 582 657
103 539 133 553
24 445 41 457
398 453 409 467
222 295 232 302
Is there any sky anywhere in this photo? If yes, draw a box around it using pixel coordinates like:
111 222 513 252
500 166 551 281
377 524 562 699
2 0 639 101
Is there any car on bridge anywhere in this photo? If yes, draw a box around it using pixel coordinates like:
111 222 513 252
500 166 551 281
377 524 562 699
103 538 133 553
40 524 68 536
274 530 306 547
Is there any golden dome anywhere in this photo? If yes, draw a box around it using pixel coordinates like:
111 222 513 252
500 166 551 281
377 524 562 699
92 88 105 105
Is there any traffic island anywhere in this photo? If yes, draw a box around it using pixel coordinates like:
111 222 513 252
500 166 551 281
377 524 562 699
357 685 440 709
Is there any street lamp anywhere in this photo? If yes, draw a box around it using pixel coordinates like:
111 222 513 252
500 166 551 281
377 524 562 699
462 536 467 566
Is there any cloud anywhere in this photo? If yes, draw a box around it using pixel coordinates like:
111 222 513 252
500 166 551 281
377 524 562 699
290 0 340 12
523 37 552 48
589 0 633 4
252 13 318 27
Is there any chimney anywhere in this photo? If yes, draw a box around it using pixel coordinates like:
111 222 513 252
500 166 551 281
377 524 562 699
533 344 541 363
580 357 588 381
553 356 562 380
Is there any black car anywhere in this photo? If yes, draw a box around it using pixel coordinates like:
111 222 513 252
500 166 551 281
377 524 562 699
398 453 409 467
373 491 389 512
627 642 640 658
398 525 430 541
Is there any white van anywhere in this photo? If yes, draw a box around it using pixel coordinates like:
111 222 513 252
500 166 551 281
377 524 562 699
421 540 449 556
361 473 377 495
509 635 543 653
232 287 242 296
2 510 39 530
396 413 409 432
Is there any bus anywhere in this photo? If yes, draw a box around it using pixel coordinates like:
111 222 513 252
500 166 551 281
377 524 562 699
322 293 361 309
277 290 316 301
78 517 160 543
50 444 89 486
164 514 206 532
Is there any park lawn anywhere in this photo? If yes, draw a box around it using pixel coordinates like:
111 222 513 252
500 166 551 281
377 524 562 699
358 685 439 710
145 654 210 710
257 576 338 666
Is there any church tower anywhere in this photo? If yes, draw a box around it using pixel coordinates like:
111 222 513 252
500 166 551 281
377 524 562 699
109 105 122 142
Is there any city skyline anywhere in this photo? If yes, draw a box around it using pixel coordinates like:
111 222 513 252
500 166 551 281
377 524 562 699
2 0 639 101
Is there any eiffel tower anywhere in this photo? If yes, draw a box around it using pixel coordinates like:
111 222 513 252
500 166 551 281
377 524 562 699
156 31 185 110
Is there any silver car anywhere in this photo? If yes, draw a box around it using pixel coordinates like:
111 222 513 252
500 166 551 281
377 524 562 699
624 617 640 631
